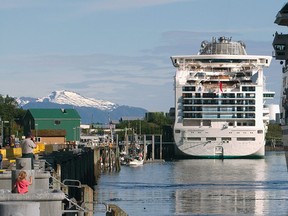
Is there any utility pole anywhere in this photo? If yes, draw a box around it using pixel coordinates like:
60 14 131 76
0 117 2 148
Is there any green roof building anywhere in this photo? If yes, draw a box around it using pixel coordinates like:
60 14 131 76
23 108 81 143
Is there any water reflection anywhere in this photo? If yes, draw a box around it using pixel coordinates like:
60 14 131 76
95 151 288 216
173 159 266 215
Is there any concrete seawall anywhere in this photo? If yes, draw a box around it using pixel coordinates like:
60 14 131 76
0 144 128 215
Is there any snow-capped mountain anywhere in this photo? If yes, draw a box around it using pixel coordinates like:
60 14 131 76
16 97 37 107
18 90 118 111
16 90 147 123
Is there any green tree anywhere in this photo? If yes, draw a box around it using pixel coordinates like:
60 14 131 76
0 95 25 143
266 123 283 146
116 112 173 141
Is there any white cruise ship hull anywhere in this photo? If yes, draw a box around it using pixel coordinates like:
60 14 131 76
170 37 274 159
174 127 265 158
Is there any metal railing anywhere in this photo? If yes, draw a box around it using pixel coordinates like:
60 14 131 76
45 159 128 215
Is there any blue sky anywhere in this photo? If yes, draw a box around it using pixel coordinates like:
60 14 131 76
0 0 287 112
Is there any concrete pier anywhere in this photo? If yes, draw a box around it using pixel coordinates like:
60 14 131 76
0 192 65 216
0 201 40 216
0 145 128 216
0 157 65 216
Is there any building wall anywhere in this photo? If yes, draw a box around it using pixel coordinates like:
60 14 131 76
39 137 66 144
268 104 280 123
35 119 80 142
23 109 81 142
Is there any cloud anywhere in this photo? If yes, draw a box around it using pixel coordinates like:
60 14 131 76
0 0 193 12
0 52 173 109
0 0 46 9
78 0 192 12
0 29 279 109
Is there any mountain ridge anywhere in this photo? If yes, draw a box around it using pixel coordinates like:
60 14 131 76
17 90 147 124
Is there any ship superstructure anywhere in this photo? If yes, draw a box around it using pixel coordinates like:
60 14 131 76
171 37 274 158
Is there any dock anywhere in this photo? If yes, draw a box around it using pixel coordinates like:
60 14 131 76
0 135 176 215
0 144 128 216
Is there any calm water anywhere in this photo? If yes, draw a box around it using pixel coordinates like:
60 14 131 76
94 151 288 216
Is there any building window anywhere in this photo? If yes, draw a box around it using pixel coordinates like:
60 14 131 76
55 120 61 125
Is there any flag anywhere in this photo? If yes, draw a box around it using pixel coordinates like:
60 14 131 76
219 81 223 93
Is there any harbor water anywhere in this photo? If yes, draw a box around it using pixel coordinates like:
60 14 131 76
94 151 288 216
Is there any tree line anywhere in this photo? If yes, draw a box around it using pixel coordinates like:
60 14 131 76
0 95 26 144
0 94 284 146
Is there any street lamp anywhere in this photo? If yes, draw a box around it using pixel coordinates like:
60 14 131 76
73 127 76 143
0 117 2 148
1 120 9 146
35 124 38 143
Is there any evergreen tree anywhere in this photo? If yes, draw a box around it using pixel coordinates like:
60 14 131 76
0 95 25 143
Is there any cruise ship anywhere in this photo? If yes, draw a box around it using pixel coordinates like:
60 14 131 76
170 37 274 158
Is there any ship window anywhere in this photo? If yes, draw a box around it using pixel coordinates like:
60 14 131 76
202 120 211 126
187 137 201 141
242 86 255 91
246 93 255 98
246 107 255 111
195 72 205 78
206 137 216 141
183 86 196 91
246 113 255 118
237 137 255 141
257 130 263 134
248 121 255 126
203 93 217 98
182 93 193 98
175 130 180 133
203 99 217 104
237 93 243 98
222 137 231 142
245 100 255 105
263 93 274 98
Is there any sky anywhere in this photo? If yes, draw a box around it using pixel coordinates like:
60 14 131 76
0 0 287 112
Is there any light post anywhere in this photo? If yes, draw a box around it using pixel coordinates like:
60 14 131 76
77 126 81 143
0 117 2 148
73 127 76 143
35 123 38 143
1 120 9 146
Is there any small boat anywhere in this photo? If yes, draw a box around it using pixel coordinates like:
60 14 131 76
128 158 144 166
